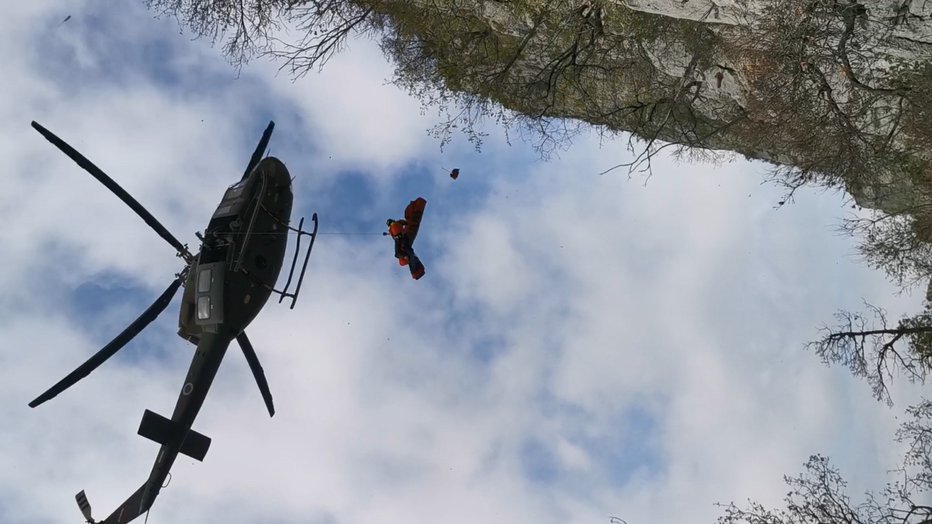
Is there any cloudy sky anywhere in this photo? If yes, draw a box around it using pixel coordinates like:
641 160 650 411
1 2 928 523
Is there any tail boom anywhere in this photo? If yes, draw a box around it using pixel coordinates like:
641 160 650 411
76 483 152 524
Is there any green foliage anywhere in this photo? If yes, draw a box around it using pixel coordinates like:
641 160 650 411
146 0 932 177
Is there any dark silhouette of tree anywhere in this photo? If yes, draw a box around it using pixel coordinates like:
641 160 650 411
719 400 932 524
145 0 289 68
808 302 932 404
269 0 376 75
842 202 932 291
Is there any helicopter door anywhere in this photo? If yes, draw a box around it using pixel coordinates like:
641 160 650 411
194 262 225 330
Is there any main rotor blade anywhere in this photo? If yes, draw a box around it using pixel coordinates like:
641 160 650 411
29 277 183 408
241 121 275 181
31 121 190 258
236 332 275 417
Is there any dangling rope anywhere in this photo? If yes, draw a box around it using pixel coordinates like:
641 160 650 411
198 230 382 238
315 232 383 236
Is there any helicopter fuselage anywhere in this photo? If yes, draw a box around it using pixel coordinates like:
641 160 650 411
100 157 294 523
178 156 294 343
28 120 316 524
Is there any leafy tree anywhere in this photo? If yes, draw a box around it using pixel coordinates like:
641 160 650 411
146 0 931 188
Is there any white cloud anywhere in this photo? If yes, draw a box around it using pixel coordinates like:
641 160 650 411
261 40 440 178
0 3 927 524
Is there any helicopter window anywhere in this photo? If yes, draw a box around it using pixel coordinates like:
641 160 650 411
197 296 211 320
197 268 212 293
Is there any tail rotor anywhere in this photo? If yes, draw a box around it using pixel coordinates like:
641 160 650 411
76 490 96 523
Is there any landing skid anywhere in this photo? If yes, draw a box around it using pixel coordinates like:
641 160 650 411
274 213 318 309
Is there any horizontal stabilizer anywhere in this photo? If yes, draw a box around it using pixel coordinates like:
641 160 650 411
137 409 211 461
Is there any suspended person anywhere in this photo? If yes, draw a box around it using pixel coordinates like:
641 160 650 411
385 197 427 280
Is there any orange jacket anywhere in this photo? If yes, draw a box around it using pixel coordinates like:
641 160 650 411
388 220 406 238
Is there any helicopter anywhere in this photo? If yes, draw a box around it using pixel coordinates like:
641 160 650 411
28 120 318 524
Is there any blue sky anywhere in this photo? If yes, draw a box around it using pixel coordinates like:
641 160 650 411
0 1 928 523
